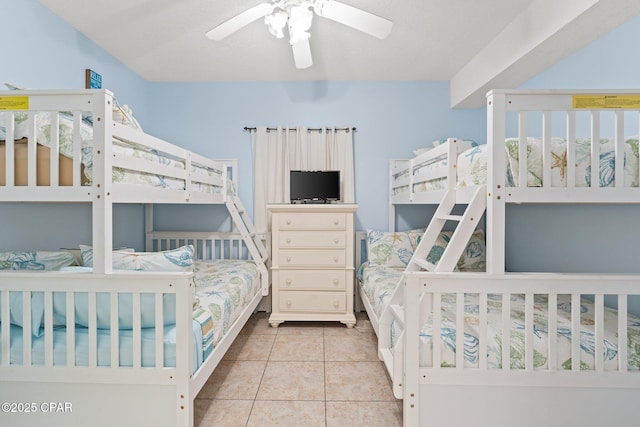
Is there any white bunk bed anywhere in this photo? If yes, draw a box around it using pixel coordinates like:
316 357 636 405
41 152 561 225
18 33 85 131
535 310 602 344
0 89 270 427
360 90 640 427
389 137 477 206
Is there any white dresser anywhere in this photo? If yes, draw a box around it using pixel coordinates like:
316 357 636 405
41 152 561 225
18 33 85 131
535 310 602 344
267 203 358 328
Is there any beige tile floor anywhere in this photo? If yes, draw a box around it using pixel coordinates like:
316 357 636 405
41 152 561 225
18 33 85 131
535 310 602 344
195 312 403 427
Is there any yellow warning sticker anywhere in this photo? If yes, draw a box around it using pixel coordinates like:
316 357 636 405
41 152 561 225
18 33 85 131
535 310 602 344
572 95 640 109
0 96 29 110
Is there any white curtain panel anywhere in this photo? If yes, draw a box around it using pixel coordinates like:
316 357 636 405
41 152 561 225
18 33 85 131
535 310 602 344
251 126 355 232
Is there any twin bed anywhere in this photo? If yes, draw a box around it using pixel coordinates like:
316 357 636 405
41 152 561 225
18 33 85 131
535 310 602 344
357 90 640 426
0 89 269 427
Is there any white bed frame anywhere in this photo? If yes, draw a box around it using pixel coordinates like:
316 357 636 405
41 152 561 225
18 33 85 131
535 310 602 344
388 137 476 227
0 90 270 427
360 89 640 426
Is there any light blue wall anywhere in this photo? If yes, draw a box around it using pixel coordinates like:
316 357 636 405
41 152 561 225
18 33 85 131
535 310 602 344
503 14 640 273
1 0 149 113
1 0 639 276
146 81 485 232
0 0 150 250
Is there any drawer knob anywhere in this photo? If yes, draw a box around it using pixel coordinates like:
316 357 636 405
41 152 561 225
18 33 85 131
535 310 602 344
333 300 339 308
333 239 339 244
286 278 292 286
286 238 292 244
333 219 339 225
333 257 338 263
332 278 339 285
286 219 292 225
286 257 292 262
286 299 292 306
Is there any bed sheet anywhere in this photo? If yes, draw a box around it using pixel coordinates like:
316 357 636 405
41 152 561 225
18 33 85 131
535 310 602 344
194 259 261 349
400 137 640 193
0 111 229 194
1 259 261 369
391 153 449 197
358 263 403 319
4 321 203 371
415 292 640 371
456 138 640 189
359 265 640 371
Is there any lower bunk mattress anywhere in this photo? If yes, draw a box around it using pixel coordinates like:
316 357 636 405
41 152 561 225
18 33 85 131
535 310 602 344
359 265 640 371
6 321 203 369
1 259 261 371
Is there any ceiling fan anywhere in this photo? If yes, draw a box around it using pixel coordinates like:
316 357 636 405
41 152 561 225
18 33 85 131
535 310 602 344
205 0 393 69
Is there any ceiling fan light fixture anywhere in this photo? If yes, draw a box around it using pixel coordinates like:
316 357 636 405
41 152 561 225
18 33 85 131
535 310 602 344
265 10 288 38
287 4 313 45
206 0 392 69
289 4 313 31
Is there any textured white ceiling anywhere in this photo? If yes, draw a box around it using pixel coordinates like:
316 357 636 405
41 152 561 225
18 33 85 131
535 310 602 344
38 0 533 80
37 0 640 107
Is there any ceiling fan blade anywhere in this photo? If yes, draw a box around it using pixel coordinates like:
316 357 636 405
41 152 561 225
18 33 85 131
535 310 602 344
291 38 313 69
205 2 274 40
315 0 392 39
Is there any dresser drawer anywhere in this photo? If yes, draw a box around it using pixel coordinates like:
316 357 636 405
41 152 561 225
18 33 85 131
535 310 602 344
276 270 346 291
279 292 346 313
280 231 345 249
278 213 346 230
278 250 345 267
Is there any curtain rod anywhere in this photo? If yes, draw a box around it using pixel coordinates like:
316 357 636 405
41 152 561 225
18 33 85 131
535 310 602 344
244 126 356 133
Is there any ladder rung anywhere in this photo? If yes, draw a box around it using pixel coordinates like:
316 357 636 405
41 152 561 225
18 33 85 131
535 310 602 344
389 304 405 329
436 214 463 221
412 258 435 271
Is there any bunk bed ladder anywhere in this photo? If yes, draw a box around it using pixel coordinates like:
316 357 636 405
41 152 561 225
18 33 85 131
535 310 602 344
409 185 486 273
225 195 271 290
378 185 487 399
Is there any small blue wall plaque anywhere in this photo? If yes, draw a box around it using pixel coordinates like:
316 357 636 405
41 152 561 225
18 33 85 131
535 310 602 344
85 69 102 89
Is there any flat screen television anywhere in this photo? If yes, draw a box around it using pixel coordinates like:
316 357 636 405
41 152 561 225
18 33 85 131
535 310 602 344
290 170 340 203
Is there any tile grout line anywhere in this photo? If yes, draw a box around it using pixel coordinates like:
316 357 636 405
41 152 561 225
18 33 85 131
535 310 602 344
196 313 401 426
323 324 328 427
244 318 277 427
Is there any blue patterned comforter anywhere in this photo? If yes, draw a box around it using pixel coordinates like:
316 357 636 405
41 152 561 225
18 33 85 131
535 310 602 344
194 259 261 353
358 264 640 371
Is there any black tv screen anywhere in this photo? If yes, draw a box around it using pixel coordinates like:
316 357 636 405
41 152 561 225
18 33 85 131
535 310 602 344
290 170 340 202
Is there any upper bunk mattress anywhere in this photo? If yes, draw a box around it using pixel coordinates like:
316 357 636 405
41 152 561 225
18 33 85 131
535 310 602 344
394 137 640 199
0 110 230 194
457 138 640 189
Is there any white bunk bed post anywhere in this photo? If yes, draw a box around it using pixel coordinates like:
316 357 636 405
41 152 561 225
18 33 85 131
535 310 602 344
26 111 37 186
145 203 154 251
403 274 420 427
2 112 16 186
389 159 396 231
90 90 114 274
174 274 195 427
486 90 507 274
